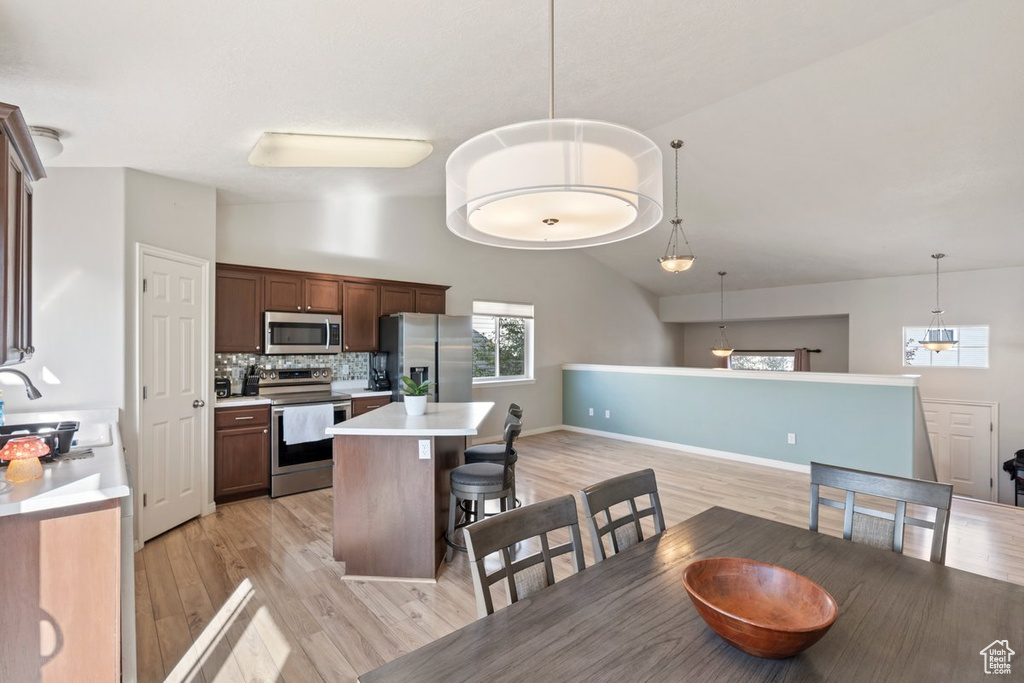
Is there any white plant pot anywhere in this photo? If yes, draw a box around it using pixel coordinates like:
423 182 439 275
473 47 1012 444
404 395 428 416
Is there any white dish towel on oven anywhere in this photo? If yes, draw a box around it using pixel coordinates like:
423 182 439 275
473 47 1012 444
282 404 335 445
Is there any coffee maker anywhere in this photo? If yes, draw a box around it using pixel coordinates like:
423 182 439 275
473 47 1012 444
369 352 390 391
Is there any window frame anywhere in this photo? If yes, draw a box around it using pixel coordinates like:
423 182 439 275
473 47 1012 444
901 324 989 369
472 301 535 386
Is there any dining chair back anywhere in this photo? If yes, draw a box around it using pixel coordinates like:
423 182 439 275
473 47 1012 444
580 468 666 562
809 462 954 563
464 494 585 618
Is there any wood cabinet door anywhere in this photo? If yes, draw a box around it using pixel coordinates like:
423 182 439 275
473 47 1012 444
351 396 392 416
16 177 31 360
416 287 446 314
1 136 25 366
304 276 342 314
343 281 380 352
214 425 270 501
216 268 264 353
380 284 415 316
264 272 304 312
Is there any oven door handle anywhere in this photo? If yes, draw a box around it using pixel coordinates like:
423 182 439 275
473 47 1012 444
272 401 351 416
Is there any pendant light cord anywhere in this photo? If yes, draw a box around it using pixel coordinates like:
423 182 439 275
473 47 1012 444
935 254 941 311
549 0 555 119
719 271 726 322
663 141 694 258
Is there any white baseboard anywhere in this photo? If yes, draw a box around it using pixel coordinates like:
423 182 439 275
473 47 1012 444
203 502 217 517
134 539 144 552
559 425 811 474
471 424 562 446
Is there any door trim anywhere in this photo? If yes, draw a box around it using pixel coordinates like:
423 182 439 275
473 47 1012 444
134 243 212 543
920 398 999 503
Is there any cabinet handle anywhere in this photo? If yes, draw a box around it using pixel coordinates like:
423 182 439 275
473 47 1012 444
307 305 312 310
235 416 255 421
296 306 301 311
263 429 268 434
256 344 261 350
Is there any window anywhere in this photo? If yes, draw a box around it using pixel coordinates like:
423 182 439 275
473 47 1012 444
472 301 534 383
728 352 795 371
903 326 989 368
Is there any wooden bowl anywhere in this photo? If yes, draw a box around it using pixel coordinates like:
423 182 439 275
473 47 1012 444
682 557 838 659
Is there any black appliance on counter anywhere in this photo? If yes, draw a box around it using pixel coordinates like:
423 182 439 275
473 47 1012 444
1002 450 1024 507
214 378 231 398
369 352 390 391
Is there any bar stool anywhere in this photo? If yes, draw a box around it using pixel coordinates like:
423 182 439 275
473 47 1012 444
445 418 521 561
463 403 523 508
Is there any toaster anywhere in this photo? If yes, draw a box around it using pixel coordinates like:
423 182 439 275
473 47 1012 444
214 378 231 398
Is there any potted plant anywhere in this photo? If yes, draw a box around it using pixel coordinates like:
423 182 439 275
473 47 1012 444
400 376 432 416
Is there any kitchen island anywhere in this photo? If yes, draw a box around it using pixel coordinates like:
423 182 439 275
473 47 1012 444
327 401 493 581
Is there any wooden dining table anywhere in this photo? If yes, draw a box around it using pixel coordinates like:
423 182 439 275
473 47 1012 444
358 506 1024 682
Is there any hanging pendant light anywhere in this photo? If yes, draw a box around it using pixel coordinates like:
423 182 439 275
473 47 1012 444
658 140 696 272
445 0 663 249
711 271 734 358
920 253 957 352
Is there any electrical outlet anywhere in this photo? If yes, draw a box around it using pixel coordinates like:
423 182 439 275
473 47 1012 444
787 433 797 445
588 408 594 416
605 410 611 419
418 440 431 459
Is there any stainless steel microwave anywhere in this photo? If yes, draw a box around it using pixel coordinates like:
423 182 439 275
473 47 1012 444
264 312 342 355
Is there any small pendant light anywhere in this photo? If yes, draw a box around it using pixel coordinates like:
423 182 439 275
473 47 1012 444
658 140 696 273
920 253 957 352
711 271 734 358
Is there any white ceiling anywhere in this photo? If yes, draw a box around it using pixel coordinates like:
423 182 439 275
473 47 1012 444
3 0 1020 296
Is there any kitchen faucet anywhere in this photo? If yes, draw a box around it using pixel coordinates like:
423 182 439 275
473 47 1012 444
0 368 43 400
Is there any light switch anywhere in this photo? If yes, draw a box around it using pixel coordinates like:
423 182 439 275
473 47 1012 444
418 440 431 459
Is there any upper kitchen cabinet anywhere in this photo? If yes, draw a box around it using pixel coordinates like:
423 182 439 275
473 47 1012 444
216 267 263 353
380 283 448 315
342 281 379 352
0 102 44 367
265 271 341 314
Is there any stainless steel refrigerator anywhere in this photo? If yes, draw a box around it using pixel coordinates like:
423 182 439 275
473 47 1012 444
379 313 473 403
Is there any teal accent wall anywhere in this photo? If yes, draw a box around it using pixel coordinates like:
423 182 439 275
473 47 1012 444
562 369 917 477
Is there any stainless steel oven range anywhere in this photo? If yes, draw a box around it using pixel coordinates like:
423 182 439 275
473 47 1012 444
259 367 350 498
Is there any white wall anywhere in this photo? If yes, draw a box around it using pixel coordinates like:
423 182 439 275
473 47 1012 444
681 317 849 372
217 197 684 438
123 169 218 515
660 267 1024 504
3 168 126 413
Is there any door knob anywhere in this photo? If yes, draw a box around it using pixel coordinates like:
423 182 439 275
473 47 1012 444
193 399 206 408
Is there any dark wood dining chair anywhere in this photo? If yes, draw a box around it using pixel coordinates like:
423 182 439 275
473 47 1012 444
809 462 954 563
579 468 666 562
464 494 586 618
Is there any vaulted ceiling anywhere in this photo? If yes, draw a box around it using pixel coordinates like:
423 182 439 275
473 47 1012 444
3 0 1021 295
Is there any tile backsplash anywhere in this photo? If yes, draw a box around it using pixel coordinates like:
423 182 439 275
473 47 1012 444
215 353 370 383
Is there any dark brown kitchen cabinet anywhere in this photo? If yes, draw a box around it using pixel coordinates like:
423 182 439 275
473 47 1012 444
304 276 342 313
343 281 380 351
380 284 415 316
0 102 43 367
264 272 303 312
351 395 392 416
416 287 446 314
265 272 341 314
214 405 270 502
216 267 264 353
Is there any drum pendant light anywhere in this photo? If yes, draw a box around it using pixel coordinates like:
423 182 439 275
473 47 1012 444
658 140 696 272
445 0 663 249
920 253 957 352
711 271 734 358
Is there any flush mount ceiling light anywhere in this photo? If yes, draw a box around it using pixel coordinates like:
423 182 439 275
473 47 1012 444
29 126 63 161
920 253 957 352
711 271 734 358
445 0 663 249
248 132 433 168
658 140 696 272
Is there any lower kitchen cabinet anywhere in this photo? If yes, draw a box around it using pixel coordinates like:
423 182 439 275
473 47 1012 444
214 406 270 502
351 395 392 417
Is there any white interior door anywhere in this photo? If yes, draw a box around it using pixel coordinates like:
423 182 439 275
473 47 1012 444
922 400 996 501
141 249 207 541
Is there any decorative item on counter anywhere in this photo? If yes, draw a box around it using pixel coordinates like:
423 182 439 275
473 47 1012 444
400 375 432 416
1 436 51 483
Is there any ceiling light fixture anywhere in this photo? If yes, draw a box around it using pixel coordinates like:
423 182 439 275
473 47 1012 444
711 271 734 358
248 132 433 168
445 0 663 249
658 140 696 272
29 126 63 161
920 253 957 352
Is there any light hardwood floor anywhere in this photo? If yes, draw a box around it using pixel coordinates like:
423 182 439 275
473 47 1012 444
135 430 1024 682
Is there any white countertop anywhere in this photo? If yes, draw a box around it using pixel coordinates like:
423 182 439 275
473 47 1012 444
331 380 392 399
0 409 130 518
215 396 272 408
326 401 494 436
